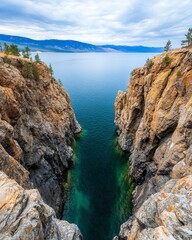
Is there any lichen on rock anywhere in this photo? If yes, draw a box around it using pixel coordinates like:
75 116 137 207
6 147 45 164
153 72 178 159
0 171 82 240
114 48 192 240
0 54 82 239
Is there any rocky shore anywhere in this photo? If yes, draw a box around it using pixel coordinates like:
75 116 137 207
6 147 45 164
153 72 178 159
114 48 192 239
0 54 82 239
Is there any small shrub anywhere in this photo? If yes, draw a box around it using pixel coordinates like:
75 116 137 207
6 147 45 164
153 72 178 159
162 54 172 66
146 58 153 69
3 56 11 64
176 70 182 77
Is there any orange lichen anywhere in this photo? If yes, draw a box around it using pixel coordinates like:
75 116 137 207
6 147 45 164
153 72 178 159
25 226 32 235
167 206 175 212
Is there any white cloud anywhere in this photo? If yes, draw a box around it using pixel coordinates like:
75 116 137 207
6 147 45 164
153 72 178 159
0 0 191 46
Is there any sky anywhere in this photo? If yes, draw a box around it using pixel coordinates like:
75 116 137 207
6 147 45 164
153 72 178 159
0 0 191 47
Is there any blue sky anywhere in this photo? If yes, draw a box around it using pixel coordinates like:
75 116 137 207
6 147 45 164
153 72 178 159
0 0 191 47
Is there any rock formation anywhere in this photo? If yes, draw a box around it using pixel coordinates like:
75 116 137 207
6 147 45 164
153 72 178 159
114 48 192 239
0 54 82 239
0 171 82 240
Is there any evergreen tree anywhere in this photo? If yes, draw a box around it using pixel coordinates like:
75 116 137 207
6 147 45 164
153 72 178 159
0 43 3 52
164 40 171 51
21 62 33 78
9 44 20 56
181 28 192 47
22 46 31 58
4 43 9 56
32 64 40 81
34 53 41 63
49 64 54 76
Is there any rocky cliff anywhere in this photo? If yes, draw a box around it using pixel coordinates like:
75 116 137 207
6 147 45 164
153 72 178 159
114 48 192 239
0 171 82 240
0 54 82 239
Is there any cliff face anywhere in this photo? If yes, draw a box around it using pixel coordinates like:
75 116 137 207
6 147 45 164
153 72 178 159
0 171 82 240
114 48 192 239
0 54 82 239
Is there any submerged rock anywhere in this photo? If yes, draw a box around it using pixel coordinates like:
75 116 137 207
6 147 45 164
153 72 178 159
114 48 192 239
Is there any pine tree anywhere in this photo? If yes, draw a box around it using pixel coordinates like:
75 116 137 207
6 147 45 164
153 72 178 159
9 44 20 56
181 28 192 47
164 40 172 51
0 43 3 52
34 53 41 63
21 62 33 78
49 64 54 76
32 64 40 81
4 43 9 56
22 46 31 58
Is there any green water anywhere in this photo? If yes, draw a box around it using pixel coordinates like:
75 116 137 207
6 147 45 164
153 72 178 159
38 52 156 240
64 132 134 240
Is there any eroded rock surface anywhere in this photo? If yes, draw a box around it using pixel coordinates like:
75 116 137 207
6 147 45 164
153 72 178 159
0 54 82 238
0 171 82 240
114 48 192 239
0 55 81 216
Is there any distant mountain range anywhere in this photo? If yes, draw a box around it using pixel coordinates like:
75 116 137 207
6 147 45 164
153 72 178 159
0 34 163 53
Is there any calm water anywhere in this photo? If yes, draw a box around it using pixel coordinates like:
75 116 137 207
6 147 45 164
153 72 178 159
38 52 156 240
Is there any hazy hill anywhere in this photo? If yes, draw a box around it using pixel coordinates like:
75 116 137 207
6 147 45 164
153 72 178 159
0 34 163 53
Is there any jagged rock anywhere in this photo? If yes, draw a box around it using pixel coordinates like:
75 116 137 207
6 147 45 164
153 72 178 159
0 119 31 189
116 176 192 240
0 171 82 240
114 48 192 239
138 226 176 240
0 55 81 217
115 48 192 181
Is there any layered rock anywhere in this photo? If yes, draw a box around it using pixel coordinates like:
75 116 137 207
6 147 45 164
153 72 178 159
114 48 192 239
0 171 82 240
0 54 82 238
0 54 81 216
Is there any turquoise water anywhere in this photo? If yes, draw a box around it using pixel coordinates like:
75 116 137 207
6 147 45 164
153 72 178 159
38 52 156 240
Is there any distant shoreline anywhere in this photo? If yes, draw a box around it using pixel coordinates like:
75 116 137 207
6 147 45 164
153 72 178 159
0 33 163 53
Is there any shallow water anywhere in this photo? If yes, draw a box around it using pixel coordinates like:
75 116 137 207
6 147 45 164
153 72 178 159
38 52 156 240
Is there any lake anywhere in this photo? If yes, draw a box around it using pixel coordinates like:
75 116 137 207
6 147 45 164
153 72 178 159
38 52 156 240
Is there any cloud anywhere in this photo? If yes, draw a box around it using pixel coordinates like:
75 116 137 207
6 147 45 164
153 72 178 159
0 0 191 46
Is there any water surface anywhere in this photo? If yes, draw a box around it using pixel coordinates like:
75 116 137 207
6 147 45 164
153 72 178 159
39 52 156 240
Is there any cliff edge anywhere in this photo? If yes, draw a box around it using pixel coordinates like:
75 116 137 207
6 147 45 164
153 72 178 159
114 48 192 239
0 54 82 239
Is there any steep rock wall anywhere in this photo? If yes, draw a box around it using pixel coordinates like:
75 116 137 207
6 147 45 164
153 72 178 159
0 55 81 216
114 48 192 239
0 54 82 239
0 171 82 240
